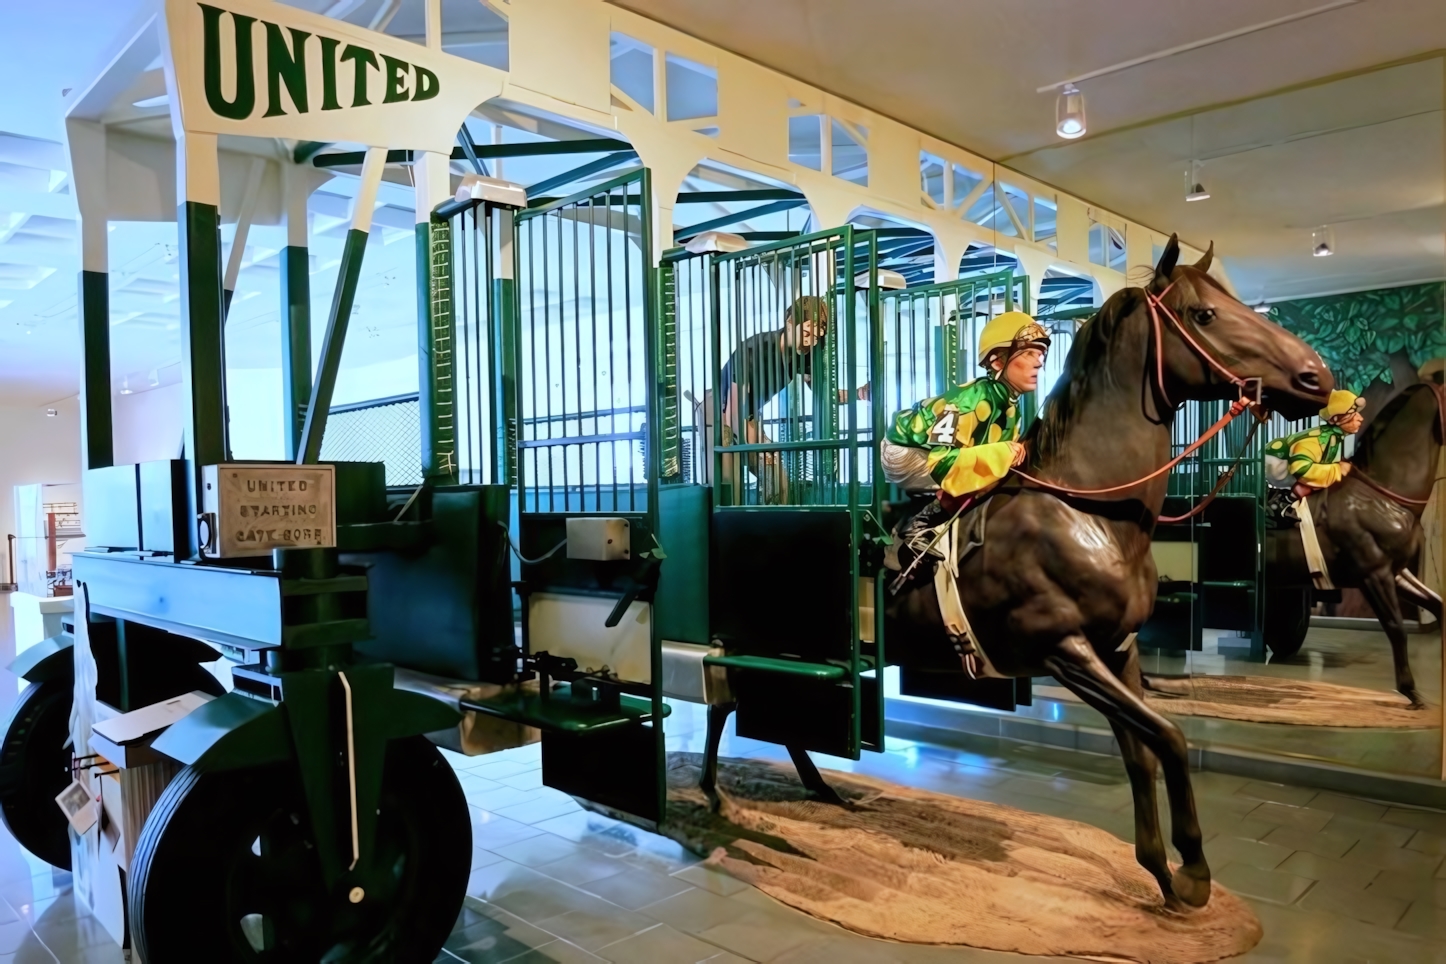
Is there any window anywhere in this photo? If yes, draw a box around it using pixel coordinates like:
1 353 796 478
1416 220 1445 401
1089 222 1126 270
998 184 1029 237
610 34 654 113
666 53 717 122
830 120 867 186
964 186 1017 237
950 164 984 208
789 115 822 170
1033 196 1058 251
920 151 946 205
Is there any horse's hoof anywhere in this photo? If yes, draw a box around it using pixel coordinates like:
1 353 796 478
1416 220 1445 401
1402 688 1426 709
701 785 721 814
1170 864 1212 909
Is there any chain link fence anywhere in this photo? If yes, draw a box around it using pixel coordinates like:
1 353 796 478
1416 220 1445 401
319 393 422 486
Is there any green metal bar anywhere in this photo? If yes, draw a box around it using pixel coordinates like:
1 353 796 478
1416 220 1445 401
78 269 113 470
526 151 637 198
417 218 457 483
312 139 633 169
702 654 848 680
280 245 311 460
297 229 368 464
677 190 804 204
492 274 517 485
712 225 850 264
518 170 651 221
673 199 809 241
178 201 227 467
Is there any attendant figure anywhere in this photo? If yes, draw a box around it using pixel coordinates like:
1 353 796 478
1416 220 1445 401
698 295 868 502
1265 389 1366 502
883 311 1050 549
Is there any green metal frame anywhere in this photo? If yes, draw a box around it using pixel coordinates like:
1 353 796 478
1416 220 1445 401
703 226 887 760
509 168 668 823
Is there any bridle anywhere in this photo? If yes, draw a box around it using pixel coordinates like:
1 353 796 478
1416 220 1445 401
1011 281 1264 508
1347 382 1446 507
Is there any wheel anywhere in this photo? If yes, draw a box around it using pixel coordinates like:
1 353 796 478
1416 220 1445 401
0 658 225 873
0 680 75 869
129 735 470 963
1265 586 1311 659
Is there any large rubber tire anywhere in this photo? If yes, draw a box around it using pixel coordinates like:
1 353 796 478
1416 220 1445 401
1265 586 1311 659
0 660 225 872
129 736 471 963
0 680 76 870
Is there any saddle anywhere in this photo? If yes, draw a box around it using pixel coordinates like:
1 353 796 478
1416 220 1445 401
885 496 1001 679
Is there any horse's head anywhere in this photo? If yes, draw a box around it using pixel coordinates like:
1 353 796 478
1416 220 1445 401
1151 235 1331 420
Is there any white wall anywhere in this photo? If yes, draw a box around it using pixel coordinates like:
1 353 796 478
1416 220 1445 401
0 395 81 580
113 383 184 465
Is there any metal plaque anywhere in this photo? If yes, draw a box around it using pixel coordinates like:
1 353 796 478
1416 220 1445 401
200 463 336 558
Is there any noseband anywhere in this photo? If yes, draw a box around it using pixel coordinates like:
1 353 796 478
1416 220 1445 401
1012 282 1261 501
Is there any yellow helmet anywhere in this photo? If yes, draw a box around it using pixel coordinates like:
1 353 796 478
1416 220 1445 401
1320 389 1365 422
977 311 1050 369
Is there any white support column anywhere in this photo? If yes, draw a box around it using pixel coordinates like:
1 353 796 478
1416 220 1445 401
223 157 267 308
425 0 442 50
413 151 453 224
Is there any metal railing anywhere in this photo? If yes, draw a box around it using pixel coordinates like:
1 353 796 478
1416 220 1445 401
514 170 656 514
319 393 423 485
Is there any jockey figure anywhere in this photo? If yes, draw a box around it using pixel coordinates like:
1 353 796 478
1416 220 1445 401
1265 388 1366 501
882 311 1050 545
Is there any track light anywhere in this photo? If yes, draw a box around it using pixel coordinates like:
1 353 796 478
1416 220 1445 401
1185 161 1209 202
1056 83 1086 139
1311 226 1334 258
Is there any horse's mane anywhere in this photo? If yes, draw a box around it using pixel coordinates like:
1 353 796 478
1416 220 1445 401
1028 287 1142 461
1353 382 1439 469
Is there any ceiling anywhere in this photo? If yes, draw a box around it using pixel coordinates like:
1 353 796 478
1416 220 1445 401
0 0 1439 409
611 0 1445 299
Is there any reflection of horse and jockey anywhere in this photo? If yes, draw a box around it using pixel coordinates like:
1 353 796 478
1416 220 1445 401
698 295 869 502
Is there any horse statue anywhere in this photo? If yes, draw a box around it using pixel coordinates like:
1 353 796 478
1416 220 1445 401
1268 380 1444 704
882 236 1331 909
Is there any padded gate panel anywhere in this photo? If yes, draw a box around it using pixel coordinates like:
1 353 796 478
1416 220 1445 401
542 724 662 824
733 675 856 758
898 668 1031 712
710 509 853 662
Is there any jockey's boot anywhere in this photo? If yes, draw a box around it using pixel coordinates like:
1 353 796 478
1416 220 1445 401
898 495 954 559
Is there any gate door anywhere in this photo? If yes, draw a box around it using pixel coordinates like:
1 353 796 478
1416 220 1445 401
512 169 667 824
706 227 886 759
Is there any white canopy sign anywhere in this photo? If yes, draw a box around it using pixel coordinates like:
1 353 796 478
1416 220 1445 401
164 0 505 153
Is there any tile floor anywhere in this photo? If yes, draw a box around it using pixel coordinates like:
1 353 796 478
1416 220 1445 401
1 700 1446 961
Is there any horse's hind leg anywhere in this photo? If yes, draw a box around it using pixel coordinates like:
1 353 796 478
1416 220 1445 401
1361 568 1423 707
699 702 736 812
1397 568 1443 622
1045 636 1210 909
787 744 846 806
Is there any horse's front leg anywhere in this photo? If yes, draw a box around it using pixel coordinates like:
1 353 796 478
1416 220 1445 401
1045 636 1210 909
1361 568 1424 707
699 702 736 812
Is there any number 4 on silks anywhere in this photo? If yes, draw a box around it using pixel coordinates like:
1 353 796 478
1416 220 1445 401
929 412 958 446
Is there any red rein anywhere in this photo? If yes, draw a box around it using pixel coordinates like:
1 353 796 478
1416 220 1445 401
1011 284 1260 514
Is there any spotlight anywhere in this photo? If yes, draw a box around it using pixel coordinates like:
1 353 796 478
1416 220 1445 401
1254 303 1272 314
1056 83 1086 139
1311 226 1334 258
1184 161 1209 202
44 409 56 417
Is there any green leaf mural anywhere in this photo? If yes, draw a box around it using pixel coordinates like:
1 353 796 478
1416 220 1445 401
1267 282 1445 393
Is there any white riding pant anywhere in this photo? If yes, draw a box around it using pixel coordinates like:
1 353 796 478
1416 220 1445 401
1264 454 1293 489
881 440 938 493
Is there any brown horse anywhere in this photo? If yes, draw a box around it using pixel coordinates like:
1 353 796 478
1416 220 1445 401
886 236 1331 909
1275 381 1444 705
